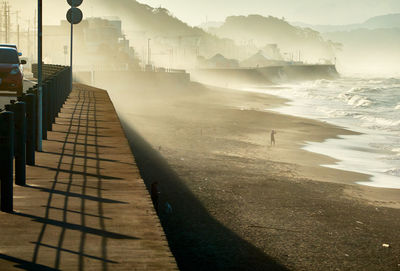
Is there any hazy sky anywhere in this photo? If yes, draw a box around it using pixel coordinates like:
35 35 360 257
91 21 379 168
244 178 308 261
137 0 400 26
10 0 400 27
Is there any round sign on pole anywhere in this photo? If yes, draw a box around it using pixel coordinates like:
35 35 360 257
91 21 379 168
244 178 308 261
67 0 83 7
66 8 83 24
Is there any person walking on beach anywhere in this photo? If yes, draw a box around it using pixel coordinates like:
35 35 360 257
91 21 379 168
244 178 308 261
271 129 277 146
151 181 159 213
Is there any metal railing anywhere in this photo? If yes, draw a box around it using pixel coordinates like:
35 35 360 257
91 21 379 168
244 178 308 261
0 64 72 213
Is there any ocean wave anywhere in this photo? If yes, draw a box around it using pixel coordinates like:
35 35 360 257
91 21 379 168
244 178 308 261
311 79 332 87
355 115 400 130
346 86 389 94
348 95 372 107
383 78 400 85
338 93 372 107
385 168 400 177
346 87 366 93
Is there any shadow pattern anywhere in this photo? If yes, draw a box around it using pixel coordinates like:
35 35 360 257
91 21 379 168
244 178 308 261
4 89 136 270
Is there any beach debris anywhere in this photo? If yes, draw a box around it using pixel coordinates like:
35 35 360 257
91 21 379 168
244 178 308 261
344 253 349 257
356 221 364 225
382 243 390 248
180 157 185 161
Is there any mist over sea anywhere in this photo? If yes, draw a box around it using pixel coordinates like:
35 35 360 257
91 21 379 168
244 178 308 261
247 77 400 189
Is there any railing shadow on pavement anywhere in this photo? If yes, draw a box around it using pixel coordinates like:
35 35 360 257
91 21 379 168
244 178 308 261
1 87 138 271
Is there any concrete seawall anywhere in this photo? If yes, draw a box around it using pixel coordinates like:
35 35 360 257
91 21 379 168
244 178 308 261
75 71 191 89
0 84 178 270
191 64 339 86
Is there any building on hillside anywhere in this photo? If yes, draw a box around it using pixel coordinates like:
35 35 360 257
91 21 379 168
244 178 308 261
197 53 239 68
240 50 287 67
43 17 139 71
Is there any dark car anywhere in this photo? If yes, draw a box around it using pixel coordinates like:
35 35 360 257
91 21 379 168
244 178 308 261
0 44 22 56
0 46 26 96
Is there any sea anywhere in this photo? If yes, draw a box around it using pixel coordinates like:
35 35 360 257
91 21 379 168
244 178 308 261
247 77 400 189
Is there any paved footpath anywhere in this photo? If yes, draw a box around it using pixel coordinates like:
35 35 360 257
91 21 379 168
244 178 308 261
0 84 178 270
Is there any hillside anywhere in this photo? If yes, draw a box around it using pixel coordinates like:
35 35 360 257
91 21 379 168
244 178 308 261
363 13 400 29
209 15 339 63
90 0 240 67
294 13 400 33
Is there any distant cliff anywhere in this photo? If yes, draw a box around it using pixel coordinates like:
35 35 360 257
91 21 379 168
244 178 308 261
294 13 400 33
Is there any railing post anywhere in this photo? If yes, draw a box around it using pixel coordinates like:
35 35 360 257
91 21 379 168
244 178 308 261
50 78 56 124
42 82 48 140
28 88 41 152
0 111 14 213
25 93 36 165
45 80 53 131
11 101 27 186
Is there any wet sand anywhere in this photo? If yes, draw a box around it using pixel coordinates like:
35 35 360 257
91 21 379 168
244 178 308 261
109 80 400 270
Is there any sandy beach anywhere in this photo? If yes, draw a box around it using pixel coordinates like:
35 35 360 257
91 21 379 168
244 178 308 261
107 79 400 271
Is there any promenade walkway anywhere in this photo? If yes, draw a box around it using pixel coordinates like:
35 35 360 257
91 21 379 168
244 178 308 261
0 84 178 270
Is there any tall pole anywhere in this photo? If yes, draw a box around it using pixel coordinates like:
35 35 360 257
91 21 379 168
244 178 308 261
7 4 10 43
0 5 2 42
16 11 20 48
34 10 37 62
67 2 83 91
4 3 8 43
70 21 73 90
17 24 20 48
37 0 42 151
27 25 30 58
147 38 151 65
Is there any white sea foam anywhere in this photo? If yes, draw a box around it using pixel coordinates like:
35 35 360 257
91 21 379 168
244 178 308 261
347 95 372 107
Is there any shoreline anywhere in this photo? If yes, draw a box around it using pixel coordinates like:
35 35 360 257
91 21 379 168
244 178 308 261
243 79 400 191
107 79 400 270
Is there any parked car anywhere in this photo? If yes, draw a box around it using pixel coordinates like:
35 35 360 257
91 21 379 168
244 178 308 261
0 46 26 96
0 44 22 56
